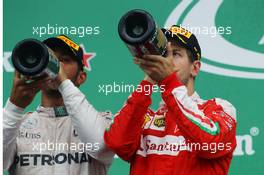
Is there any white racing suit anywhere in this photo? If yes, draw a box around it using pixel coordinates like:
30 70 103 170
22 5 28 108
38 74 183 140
3 79 114 175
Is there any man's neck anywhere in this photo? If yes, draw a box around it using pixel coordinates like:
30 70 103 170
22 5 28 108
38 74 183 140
41 90 64 107
186 79 195 96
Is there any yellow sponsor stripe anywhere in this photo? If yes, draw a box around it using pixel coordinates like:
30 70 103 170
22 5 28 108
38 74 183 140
170 26 192 38
57 35 79 51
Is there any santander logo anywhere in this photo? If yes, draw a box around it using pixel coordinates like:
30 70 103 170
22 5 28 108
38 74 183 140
137 135 190 157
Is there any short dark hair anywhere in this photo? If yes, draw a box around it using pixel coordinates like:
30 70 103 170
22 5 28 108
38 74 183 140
186 49 195 63
186 48 198 80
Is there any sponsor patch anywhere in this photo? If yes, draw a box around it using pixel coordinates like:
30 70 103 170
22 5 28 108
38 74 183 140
143 115 151 128
170 26 192 38
154 117 165 127
57 35 80 51
137 135 191 157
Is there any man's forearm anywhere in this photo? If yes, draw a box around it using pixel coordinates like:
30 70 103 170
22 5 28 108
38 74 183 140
58 79 114 164
3 99 25 170
104 80 153 161
159 73 237 157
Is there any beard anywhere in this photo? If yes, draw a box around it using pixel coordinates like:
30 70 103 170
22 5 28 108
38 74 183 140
42 74 78 97
176 71 189 85
181 77 189 86
42 82 62 98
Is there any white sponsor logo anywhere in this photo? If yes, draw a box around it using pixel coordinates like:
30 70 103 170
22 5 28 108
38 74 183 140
259 35 264 45
234 127 259 156
137 135 190 157
3 52 14 72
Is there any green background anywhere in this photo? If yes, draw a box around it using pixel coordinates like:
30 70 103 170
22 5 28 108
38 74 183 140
3 0 264 174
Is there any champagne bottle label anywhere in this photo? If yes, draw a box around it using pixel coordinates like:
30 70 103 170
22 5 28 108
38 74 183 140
44 48 60 79
118 9 168 57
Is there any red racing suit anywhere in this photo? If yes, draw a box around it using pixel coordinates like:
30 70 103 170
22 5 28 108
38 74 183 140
104 72 237 175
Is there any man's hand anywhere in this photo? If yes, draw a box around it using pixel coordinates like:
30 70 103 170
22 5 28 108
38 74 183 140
56 62 68 83
143 75 156 84
9 71 50 108
48 62 68 89
134 42 177 82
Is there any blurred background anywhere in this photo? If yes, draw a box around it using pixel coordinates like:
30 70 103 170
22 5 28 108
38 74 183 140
3 0 264 174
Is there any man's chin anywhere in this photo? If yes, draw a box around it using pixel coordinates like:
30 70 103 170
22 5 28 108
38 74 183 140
42 84 60 93
41 88 62 98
